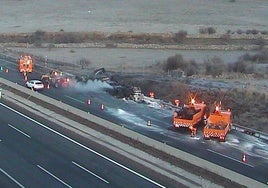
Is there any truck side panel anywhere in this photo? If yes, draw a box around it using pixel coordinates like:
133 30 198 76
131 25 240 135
203 109 232 141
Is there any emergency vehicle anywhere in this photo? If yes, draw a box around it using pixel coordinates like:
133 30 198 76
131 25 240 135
203 102 232 142
173 98 206 136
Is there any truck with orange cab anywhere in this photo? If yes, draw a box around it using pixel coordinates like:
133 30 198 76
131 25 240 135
173 98 206 135
18 55 33 73
203 103 232 142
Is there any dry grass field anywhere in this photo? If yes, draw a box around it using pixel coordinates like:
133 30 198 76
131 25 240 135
1 0 267 34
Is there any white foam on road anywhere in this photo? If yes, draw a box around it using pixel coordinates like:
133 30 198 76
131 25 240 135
107 108 167 133
225 134 268 160
107 108 146 127
72 80 113 93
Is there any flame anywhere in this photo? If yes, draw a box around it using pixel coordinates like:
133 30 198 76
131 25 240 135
190 98 195 105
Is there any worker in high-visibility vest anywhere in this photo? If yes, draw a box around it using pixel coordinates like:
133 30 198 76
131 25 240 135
174 99 180 107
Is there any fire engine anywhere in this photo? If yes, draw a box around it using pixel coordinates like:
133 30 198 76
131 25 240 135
173 98 206 135
41 70 72 88
18 55 33 73
203 102 232 142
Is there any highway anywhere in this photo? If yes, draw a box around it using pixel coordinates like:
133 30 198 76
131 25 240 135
1 55 268 184
0 101 167 188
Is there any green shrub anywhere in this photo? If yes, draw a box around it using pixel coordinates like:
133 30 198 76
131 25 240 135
184 60 198 76
240 50 268 63
236 29 243 34
32 30 46 45
207 27 216 34
199 27 216 34
164 54 184 72
174 30 187 43
232 60 247 73
204 56 226 76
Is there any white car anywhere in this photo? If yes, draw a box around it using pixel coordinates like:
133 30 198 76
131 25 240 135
26 80 44 90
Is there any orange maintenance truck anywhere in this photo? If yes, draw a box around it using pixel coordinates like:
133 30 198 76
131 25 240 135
173 98 206 136
203 103 232 142
18 55 33 73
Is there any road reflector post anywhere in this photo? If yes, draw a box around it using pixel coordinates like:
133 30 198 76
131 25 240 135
0 89 2 99
100 104 104 110
147 120 151 126
87 99 91 105
0 66 3 71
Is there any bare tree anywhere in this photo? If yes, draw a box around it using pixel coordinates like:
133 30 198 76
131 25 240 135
78 58 91 69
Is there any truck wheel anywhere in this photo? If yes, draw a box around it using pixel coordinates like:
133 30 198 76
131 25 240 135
219 137 226 142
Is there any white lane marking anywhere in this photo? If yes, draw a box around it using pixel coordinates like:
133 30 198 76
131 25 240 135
72 161 109 184
0 59 17 72
1 59 18 66
0 102 166 188
8 124 31 138
0 168 25 188
65 95 85 104
207 149 254 168
37 165 72 188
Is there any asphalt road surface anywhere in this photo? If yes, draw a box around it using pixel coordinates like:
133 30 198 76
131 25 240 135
0 101 168 188
1 55 268 184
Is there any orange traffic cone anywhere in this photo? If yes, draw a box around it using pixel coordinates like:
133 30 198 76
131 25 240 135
242 154 246 162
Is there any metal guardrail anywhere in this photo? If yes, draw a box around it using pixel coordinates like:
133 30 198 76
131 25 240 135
232 123 268 141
